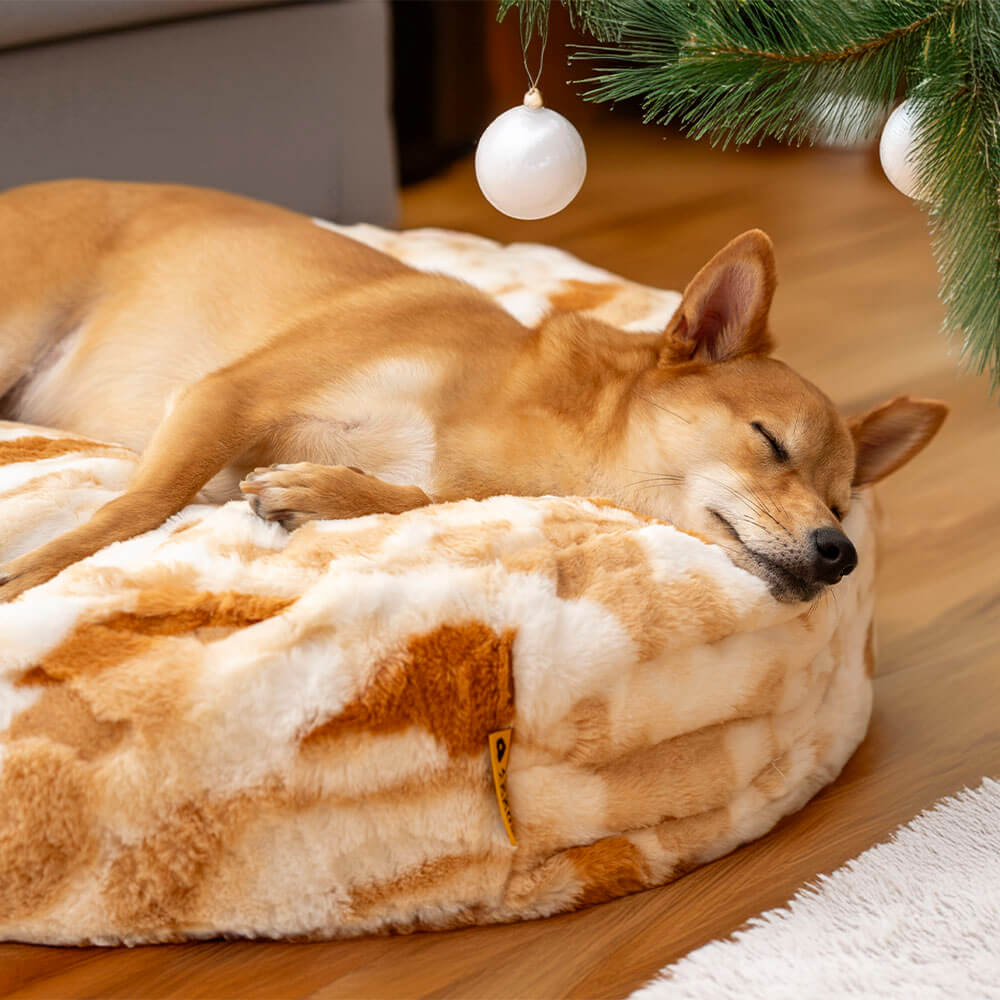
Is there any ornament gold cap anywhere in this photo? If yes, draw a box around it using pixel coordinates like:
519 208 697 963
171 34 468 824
523 87 544 109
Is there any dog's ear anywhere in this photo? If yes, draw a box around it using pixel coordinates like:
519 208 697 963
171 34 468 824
661 229 776 366
849 396 948 487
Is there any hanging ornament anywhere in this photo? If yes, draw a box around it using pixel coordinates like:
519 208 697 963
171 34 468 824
475 9 586 220
476 88 587 220
879 100 924 200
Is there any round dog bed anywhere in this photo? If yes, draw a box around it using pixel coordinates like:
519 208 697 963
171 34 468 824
0 228 877 945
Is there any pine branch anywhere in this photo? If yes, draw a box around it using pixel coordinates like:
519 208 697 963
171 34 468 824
701 3 955 65
497 0 1000 391
497 0 625 44
572 1 954 146
914 1 1000 388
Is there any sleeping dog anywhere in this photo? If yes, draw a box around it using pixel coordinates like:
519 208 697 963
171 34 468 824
0 180 946 603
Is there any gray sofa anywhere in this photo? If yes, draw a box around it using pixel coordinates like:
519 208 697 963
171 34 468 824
0 0 398 224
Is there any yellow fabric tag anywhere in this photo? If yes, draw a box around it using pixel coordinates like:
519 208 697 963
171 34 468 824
488 728 516 846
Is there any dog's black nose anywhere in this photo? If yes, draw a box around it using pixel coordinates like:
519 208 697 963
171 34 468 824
812 528 858 584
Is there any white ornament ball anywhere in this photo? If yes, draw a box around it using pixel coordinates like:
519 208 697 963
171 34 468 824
879 100 923 199
475 92 587 220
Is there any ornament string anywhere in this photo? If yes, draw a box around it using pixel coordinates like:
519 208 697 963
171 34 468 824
519 4 549 95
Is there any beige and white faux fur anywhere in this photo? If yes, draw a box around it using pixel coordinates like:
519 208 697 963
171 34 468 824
0 228 876 945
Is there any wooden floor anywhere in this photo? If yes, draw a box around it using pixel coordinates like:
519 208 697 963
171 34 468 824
3 120 999 1000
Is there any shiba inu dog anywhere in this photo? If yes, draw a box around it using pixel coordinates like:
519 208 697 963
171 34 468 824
0 180 946 603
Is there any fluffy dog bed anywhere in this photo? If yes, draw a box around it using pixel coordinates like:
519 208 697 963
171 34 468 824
0 227 877 945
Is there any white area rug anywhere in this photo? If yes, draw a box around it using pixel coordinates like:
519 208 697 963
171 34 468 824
631 779 1000 1000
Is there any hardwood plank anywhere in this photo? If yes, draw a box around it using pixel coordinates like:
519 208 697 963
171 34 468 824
3 117 997 1000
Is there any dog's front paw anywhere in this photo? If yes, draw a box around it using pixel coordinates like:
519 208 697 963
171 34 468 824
239 463 369 530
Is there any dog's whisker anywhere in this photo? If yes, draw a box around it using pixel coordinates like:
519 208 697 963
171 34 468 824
732 458 792 523
628 481 683 492
723 478 774 523
623 471 685 491
632 393 691 424
724 465 794 536
695 474 774 523
626 469 684 481
753 474 791 521
807 586 839 618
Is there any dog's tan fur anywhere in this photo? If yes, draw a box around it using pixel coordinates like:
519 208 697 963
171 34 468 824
0 180 946 602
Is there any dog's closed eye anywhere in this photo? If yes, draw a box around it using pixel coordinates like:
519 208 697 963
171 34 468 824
751 421 788 462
